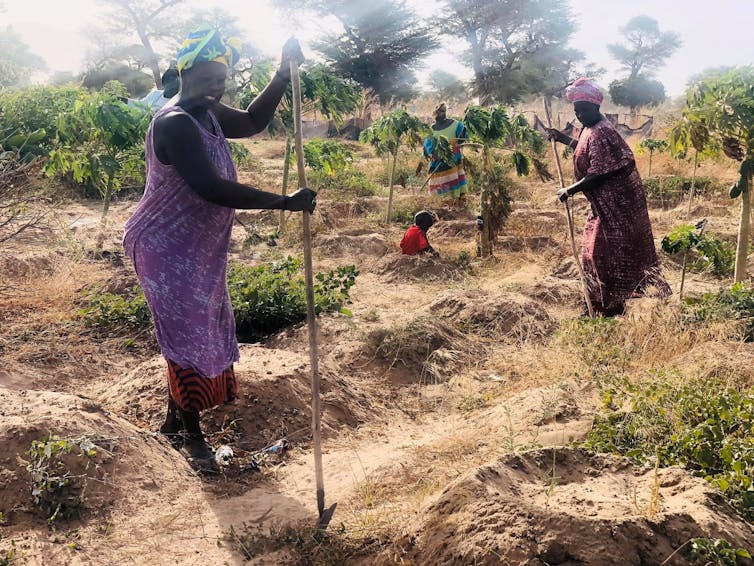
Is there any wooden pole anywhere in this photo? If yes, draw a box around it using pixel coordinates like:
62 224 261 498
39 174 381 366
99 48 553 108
290 57 326 519
543 96 594 318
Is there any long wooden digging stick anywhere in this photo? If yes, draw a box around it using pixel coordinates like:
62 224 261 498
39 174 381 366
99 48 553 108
543 97 594 318
290 57 327 522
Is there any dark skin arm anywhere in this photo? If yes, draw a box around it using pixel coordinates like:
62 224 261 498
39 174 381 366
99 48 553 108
557 161 634 202
546 128 578 150
210 37 303 139
154 112 314 211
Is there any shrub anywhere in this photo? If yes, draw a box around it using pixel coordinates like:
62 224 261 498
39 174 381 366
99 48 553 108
643 175 722 204
662 224 734 276
684 283 754 341
228 141 252 167
308 168 379 199
229 258 358 340
79 259 359 341
0 85 83 158
303 138 353 176
78 285 151 333
584 372 754 520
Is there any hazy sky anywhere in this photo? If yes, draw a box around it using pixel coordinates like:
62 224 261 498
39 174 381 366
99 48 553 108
3 0 753 97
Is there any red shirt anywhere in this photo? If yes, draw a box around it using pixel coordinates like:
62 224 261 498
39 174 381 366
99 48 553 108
400 225 429 255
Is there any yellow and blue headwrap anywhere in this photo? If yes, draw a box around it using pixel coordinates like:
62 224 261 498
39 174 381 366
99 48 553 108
176 27 241 73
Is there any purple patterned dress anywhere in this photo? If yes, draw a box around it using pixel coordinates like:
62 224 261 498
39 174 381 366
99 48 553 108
573 118 671 314
123 106 240 379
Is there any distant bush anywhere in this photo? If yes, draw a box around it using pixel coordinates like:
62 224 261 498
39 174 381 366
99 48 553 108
643 175 722 204
585 371 754 521
683 283 754 341
309 168 379 199
79 259 359 341
303 138 353 176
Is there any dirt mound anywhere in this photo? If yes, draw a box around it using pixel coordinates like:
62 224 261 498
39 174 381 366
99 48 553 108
496 235 558 252
0 251 64 279
430 219 477 241
0 387 193 533
95 343 374 450
375 253 468 283
527 276 584 307
429 289 555 341
402 448 754 565
365 316 478 384
315 232 389 257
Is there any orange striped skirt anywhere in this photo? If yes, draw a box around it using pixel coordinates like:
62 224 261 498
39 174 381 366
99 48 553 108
167 359 238 412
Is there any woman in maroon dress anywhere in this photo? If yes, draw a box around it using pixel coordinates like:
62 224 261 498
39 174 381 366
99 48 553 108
548 78 671 316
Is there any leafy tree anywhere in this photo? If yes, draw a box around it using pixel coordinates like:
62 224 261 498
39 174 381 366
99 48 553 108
360 110 428 223
303 139 353 177
427 70 467 103
462 105 550 256
0 26 46 88
636 138 669 177
244 64 360 230
683 66 754 282
667 115 719 217
608 16 681 80
95 0 186 88
44 83 150 249
608 76 666 118
278 0 437 104
607 15 680 117
81 64 154 97
441 0 581 105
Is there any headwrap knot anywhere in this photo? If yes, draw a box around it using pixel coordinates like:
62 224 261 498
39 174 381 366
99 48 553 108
177 27 241 73
565 77 603 106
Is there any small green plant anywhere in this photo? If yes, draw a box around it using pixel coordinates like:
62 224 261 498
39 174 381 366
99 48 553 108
309 168 379 199
662 223 734 277
27 436 97 523
684 283 754 341
687 537 752 565
558 317 627 372
584 373 754 520
637 138 669 177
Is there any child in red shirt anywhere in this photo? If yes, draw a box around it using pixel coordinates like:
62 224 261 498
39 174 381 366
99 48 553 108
400 210 439 257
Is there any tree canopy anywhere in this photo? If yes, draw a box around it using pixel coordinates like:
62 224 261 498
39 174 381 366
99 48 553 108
0 26 46 88
278 0 437 104
441 0 582 104
607 15 681 79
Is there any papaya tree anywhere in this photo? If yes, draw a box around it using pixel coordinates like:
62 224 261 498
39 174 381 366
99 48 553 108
360 109 428 223
461 105 551 257
637 138 668 177
666 116 718 217
44 81 150 250
244 64 359 231
683 66 754 282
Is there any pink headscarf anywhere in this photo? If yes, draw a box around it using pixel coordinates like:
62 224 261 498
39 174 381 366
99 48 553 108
565 77 603 106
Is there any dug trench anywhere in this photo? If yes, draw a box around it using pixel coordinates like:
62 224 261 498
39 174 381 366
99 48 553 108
1 188 754 565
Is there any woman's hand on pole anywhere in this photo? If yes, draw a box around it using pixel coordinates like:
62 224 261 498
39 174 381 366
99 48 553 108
284 187 317 213
276 37 304 81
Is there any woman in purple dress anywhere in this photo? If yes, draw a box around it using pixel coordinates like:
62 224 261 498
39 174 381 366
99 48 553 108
123 28 316 471
547 78 670 316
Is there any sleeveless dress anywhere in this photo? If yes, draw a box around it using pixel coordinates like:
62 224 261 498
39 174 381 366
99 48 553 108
424 119 468 198
123 105 239 411
573 118 671 314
